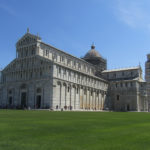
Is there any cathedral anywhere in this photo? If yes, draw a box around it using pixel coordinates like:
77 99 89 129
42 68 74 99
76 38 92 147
0 30 149 111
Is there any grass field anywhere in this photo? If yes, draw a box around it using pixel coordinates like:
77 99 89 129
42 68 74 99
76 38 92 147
0 110 150 150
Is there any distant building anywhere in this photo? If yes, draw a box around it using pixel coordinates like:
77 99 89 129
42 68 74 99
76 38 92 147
0 30 148 111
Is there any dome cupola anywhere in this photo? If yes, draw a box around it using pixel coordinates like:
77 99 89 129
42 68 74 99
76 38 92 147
84 44 101 59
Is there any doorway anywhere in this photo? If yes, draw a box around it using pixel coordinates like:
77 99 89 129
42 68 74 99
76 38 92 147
9 97 12 105
36 95 41 109
127 104 130 111
21 92 27 108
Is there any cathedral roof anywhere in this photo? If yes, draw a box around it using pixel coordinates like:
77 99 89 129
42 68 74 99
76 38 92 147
84 45 102 59
102 66 141 73
16 28 41 46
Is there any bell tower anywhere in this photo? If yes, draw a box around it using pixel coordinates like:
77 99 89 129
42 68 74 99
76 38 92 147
145 54 150 111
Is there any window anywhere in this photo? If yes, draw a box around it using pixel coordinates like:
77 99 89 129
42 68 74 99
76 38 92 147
116 83 118 88
53 54 57 61
84 65 86 71
78 63 81 70
37 88 42 93
68 71 71 76
67 59 71 66
63 69 66 75
117 95 120 101
122 72 124 76
107 74 109 78
120 83 123 87
113 73 116 78
61 56 64 62
46 50 49 56
9 90 12 94
59 67 61 74
68 87 70 92
74 61 76 67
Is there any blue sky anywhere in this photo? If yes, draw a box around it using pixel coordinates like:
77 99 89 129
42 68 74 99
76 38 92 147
0 0 150 77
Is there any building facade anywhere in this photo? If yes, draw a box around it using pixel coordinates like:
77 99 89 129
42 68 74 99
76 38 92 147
0 30 149 111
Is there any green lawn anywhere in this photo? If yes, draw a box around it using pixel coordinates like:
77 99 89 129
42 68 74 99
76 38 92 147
0 110 150 150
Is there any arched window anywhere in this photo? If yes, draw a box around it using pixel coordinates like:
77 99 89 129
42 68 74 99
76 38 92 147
8 90 12 94
20 84 27 89
37 88 42 93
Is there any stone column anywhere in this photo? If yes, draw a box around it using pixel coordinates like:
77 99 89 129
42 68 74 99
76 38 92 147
76 86 80 110
80 87 83 109
102 92 104 110
87 89 90 110
93 90 95 110
89 89 91 110
70 85 72 110
74 86 76 110
137 92 140 112
61 83 66 109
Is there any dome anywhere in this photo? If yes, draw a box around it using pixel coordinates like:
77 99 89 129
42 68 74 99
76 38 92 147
84 45 101 59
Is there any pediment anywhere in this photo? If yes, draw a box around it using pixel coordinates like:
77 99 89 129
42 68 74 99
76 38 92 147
16 33 41 47
3 59 17 72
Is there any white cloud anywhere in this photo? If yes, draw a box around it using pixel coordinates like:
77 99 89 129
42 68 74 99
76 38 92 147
115 0 150 30
0 3 17 16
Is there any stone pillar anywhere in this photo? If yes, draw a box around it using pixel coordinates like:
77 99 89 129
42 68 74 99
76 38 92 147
74 86 76 110
62 83 67 108
87 89 90 110
91 90 93 110
80 87 83 109
137 92 140 112
102 92 104 110
93 90 95 110
75 86 79 109
89 89 91 110
66 85 70 109
70 85 72 110
61 83 65 109
71 85 75 109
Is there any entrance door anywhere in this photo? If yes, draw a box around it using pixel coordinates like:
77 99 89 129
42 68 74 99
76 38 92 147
21 92 27 108
9 97 12 105
127 104 130 111
36 95 41 109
